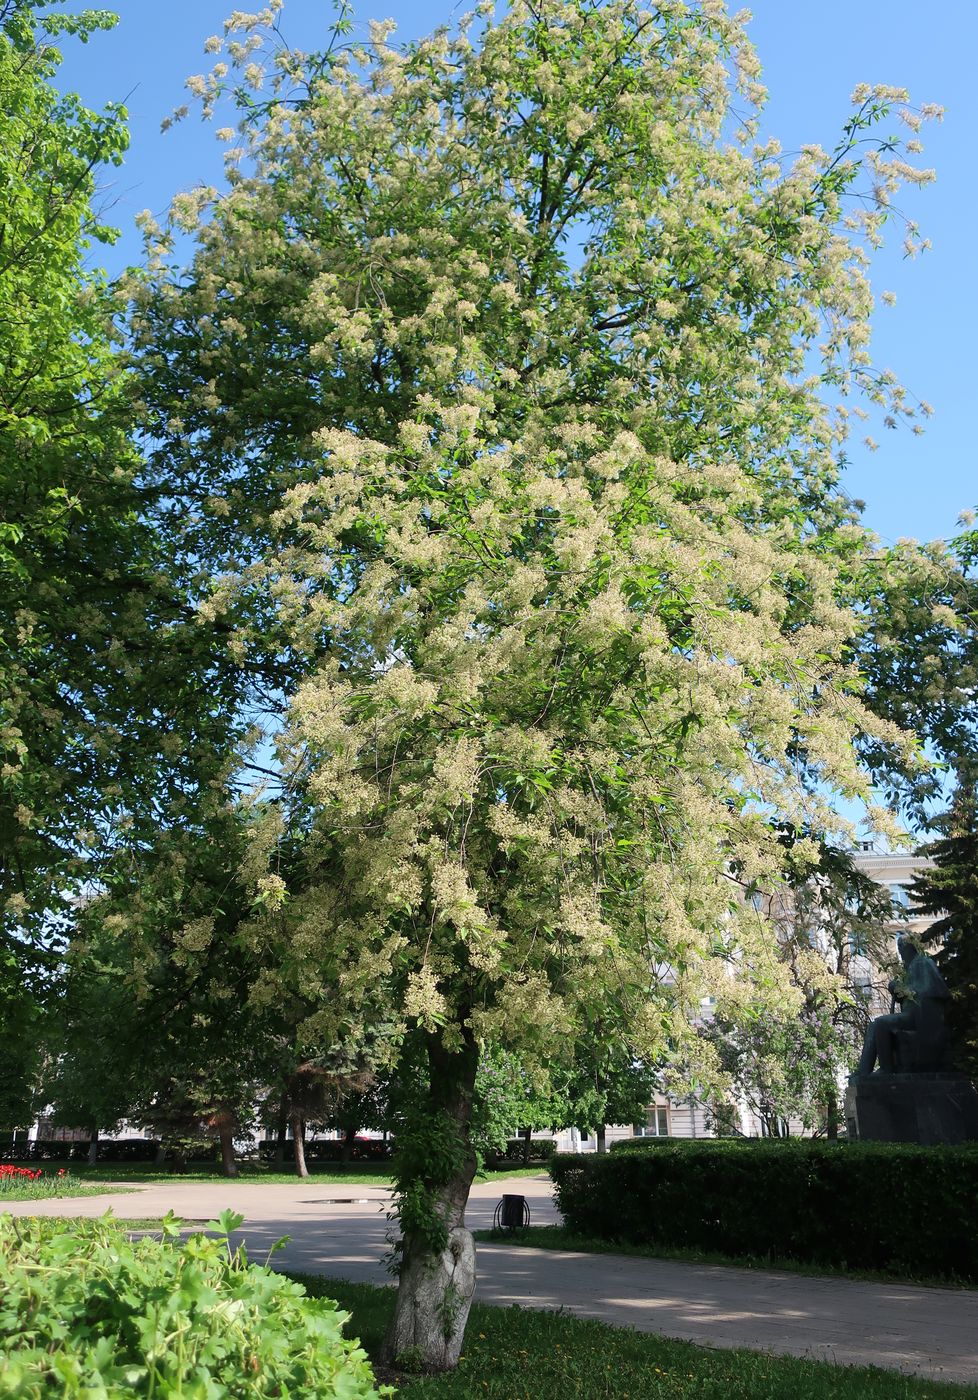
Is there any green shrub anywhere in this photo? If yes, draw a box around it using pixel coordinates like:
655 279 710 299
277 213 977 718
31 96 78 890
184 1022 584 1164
485 1137 557 1167
0 1210 390 1397
609 1135 762 1154
551 1140 978 1280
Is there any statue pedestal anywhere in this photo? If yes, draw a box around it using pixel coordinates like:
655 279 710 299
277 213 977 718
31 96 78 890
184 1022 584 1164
845 1073 978 1144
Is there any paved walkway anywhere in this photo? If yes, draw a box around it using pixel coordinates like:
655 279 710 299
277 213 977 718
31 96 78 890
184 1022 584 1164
7 1175 978 1386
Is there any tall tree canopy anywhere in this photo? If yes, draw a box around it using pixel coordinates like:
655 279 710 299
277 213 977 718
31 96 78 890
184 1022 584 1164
0 2 144 912
0 1 257 1106
132 0 937 1370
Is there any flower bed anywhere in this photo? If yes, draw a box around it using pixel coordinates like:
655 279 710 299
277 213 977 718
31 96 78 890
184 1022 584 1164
0 1164 112 1200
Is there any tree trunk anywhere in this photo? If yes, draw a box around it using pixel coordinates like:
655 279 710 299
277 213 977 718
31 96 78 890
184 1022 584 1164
292 1113 309 1178
217 1112 238 1178
825 1088 839 1142
383 1028 480 1373
520 1124 531 1165
87 1125 99 1167
154 1140 167 1168
596 1123 607 1155
342 1124 357 1165
274 1093 288 1167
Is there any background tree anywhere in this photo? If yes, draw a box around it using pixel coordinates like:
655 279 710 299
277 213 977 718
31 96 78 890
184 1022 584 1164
42 945 139 1163
0 2 257 1133
136 0 937 1371
911 782 978 1077
0 948 43 1132
703 836 898 1136
853 522 978 824
326 1076 390 1162
58 811 280 1176
281 1059 377 1178
549 1036 659 1154
0 0 134 1072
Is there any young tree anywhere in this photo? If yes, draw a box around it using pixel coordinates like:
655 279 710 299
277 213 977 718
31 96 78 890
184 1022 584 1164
853 524 978 823
911 783 978 1077
42 950 138 1162
136 0 937 1369
701 835 899 1137
63 812 280 1176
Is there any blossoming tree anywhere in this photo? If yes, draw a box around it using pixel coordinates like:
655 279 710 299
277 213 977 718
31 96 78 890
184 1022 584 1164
133 0 939 1369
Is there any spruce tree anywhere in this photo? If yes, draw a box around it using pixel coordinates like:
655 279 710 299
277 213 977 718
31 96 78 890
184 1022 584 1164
911 784 978 1077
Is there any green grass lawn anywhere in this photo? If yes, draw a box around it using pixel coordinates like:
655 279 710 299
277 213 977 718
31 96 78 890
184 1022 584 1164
472 1225 978 1293
7 1162 546 1191
0 1175 134 1203
293 1275 977 1399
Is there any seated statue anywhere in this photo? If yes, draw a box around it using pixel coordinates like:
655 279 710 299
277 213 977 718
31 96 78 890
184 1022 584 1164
856 935 951 1076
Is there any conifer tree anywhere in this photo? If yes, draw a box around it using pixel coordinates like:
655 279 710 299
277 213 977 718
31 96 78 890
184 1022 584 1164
911 782 978 1077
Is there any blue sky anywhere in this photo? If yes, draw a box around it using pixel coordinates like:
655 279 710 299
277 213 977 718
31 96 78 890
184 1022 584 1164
57 1 975 547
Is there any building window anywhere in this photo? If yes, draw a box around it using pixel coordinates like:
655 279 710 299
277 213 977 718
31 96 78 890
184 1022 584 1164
848 928 869 957
634 1106 670 1137
889 883 911 911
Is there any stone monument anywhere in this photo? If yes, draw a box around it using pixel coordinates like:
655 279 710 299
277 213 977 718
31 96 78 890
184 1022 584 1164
846 935 978 1144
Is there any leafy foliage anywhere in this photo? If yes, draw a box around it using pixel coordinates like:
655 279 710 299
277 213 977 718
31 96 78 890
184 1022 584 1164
139 0 937 1085
0 949 42 1127
57 815 282 1169
1 4 134 923
853 523 978 821
0 1211 389 1397
0 2 251 1112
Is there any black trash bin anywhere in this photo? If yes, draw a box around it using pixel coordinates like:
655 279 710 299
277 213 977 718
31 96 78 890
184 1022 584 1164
494 1193 530 1231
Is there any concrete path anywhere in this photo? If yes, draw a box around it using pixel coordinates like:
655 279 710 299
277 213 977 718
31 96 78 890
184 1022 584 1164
6 1175 978 1386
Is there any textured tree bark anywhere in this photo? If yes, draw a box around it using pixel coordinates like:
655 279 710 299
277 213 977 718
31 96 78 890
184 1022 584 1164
342 1123 357 1165
274 1093 288 1167
383 1029 479 1372
596 1123 607 1154
217 1111 238 1177
87 1125 99 1167
292 1113 309 1178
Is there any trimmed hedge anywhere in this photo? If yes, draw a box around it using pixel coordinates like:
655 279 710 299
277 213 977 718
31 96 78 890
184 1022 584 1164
0 1212 389 1397
609 1135 756 1154
257 1137 393 1163
551 1140 978 1280
485 1138 557 1168
3 1139 161 1163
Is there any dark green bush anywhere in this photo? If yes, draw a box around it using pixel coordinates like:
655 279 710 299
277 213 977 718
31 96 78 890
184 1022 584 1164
484 1137 557 1167
551 1140 978 1279
0 1210 389 1397
609 1135 761 1154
